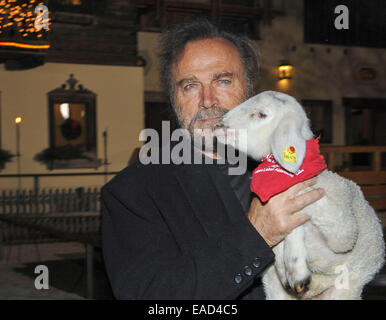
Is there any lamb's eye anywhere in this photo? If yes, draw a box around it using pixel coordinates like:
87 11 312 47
257 112 267 119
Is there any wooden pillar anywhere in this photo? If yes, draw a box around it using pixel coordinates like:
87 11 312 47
34 176 39 196
86 243 94 299
328 152 335 171
373 150 381 171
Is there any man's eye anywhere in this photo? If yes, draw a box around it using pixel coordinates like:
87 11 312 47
219 79 231 84
184 83 196 90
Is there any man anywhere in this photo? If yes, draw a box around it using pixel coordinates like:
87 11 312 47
101 17 325 299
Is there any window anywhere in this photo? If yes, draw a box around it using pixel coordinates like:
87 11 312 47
343 98 386 146
343 98 386 167
46 74 100 169
52 102 86 148
302 100 333 144
304 0 386 48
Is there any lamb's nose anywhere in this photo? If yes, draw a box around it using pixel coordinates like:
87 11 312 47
214 119 226 129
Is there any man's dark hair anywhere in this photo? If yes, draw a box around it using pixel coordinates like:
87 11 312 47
158 16 260 107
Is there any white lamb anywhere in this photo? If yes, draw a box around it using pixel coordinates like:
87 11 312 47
214 90 385 300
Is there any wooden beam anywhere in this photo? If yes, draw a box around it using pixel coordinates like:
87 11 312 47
362 185 386 196
337 171 386 185
320 145 386 153
368 198 386 211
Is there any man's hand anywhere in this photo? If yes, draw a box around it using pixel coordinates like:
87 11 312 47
248 177 325 247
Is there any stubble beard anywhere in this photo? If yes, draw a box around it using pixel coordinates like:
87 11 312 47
175 105 230 154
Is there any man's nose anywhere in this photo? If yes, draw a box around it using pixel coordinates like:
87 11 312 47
200 85 219 109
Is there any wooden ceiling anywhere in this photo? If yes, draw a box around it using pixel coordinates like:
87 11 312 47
136 0 284 39
0 0 283 69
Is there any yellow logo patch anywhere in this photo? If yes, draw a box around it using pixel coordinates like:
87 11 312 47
283 146 297 163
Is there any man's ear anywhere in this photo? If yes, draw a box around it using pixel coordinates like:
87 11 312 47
269 114 306 173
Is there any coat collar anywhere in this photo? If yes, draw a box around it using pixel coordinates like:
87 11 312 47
171 155 247 226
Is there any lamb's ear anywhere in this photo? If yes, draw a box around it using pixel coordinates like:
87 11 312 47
270 114 306 173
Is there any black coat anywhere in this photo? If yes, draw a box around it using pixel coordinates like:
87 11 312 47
101 152 275 300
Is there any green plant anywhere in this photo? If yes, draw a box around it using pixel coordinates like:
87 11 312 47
0 149 14 168
34 144 93 164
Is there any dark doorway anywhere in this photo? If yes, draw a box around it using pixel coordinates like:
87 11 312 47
343 98 386 167
144 91 179 148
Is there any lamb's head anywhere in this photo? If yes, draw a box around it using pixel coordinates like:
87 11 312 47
214 91 314 173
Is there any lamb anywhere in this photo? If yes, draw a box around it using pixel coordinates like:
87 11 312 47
214 90 385 300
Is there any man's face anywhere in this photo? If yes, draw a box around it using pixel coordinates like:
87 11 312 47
171 38 248 139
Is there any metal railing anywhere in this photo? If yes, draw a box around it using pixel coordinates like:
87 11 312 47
0 172 118 245
0 171 120 214
320 145 386 212
0 171 119 195
320 145 386 171
0 187 100 215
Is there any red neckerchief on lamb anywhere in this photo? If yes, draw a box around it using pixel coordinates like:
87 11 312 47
250 136 327 203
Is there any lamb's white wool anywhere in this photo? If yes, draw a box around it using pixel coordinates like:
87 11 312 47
215 90 385 300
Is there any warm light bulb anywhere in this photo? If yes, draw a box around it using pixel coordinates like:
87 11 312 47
14 116 22 124
278 62 293 80
60 103 70 119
